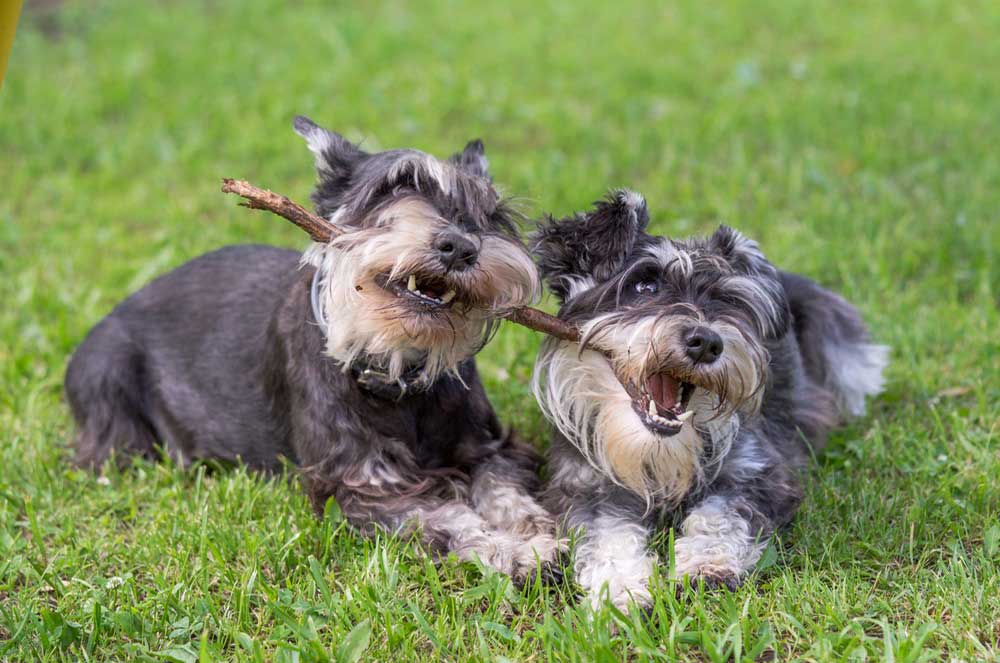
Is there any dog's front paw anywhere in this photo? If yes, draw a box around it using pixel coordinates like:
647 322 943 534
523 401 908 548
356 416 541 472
478 489 558 540
511 556 565 588
514 508 559 540
676 568 744 594
510 532 566 585
452 533 518 577
453 529 561 582
671 534 759 592
577 555 656 612
585 581 653 614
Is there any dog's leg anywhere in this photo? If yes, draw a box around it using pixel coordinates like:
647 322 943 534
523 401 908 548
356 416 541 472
569 496 656 610
332 481 554 582
467 439 563 578
673 436 803 590
415 498 555 581
286 341 551 581
543 443 658 610
672 494 769 590
300 434 553 581
545 452 656 610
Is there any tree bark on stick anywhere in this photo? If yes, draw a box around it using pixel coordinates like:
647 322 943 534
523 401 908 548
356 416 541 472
221 178 583 345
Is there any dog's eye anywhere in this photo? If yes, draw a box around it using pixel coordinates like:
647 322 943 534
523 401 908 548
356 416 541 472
634 281 659 295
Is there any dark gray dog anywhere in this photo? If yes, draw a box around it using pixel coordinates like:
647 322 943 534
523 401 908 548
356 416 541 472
65 117 560 581
530 191 888 608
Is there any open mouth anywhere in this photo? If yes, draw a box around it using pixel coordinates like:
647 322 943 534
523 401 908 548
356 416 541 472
625 372 696 437
376 273 459 310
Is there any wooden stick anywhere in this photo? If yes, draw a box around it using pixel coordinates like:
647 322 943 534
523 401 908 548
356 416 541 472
504 306 581 343
221 178 583 344
221 179 345 243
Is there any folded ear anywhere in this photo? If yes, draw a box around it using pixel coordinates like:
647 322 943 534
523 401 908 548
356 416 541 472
708 225 772 275
293 115 366 183
448 139 490 179
531 189 649 302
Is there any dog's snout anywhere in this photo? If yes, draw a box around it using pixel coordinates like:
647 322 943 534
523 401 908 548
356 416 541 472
684 326 724 364
434 232 478 271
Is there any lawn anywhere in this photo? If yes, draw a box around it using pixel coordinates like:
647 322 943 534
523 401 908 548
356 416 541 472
1 0 998 660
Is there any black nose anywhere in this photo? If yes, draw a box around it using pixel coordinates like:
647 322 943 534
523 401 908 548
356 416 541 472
434 232 478 271
684 326 724 364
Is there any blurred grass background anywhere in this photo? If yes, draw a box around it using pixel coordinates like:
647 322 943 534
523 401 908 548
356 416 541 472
1 0 997 660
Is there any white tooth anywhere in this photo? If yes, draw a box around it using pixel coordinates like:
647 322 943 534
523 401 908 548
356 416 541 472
648 400 657 417
440 290 456 304
676 410 694 423
407 275 417 292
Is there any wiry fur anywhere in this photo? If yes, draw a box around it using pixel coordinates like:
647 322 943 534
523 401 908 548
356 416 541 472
294 116 538 382
65 117 558 583
533 190 888 608
303 197 538 380
534 337 740 504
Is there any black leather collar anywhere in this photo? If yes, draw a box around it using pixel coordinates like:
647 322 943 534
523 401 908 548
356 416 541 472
349 360 429 401
311 267 429 400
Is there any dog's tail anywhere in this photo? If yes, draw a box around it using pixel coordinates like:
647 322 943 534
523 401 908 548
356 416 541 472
781 271 889 420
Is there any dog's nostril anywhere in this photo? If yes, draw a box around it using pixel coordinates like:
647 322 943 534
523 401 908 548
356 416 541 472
435 233 478 271
684 327 724 364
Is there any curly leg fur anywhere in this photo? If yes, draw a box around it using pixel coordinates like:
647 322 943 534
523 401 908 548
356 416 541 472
543 446 656 609
672 495 766 590
468 444 564 579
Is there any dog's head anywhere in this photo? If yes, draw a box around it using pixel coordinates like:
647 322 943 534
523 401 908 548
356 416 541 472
294 116 538 381
531 191 790 500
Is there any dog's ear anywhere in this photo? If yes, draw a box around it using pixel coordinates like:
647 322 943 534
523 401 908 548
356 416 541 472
708 225 790 335
293 115 366 183
532 189 649 302
708 225 772 275
448 139 490 179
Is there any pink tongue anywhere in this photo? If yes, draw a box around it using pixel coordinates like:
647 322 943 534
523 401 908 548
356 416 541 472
647 373 679 411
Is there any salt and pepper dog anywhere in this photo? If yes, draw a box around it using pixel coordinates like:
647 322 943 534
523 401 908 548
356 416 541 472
66 125 887 601
531 191 887 609
65 117 561 581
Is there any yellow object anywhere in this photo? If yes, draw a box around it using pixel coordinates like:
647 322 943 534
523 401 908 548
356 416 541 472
0 0 24 91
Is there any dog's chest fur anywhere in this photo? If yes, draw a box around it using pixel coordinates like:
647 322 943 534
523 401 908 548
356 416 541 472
262 267 501 475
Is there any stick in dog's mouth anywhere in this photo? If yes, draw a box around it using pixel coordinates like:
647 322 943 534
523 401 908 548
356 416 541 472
221 178 584 343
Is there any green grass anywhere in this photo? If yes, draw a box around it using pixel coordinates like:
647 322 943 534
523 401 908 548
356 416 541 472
2 0 998 660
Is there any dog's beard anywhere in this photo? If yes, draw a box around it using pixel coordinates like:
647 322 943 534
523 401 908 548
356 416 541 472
303 198 538 381
533 314 766 501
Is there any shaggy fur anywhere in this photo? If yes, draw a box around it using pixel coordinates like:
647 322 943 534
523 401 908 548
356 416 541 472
531 190 888 608
65 117 559 581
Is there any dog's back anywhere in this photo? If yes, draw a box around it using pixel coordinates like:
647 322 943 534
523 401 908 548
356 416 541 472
65 244 303 469
780 271 889 421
